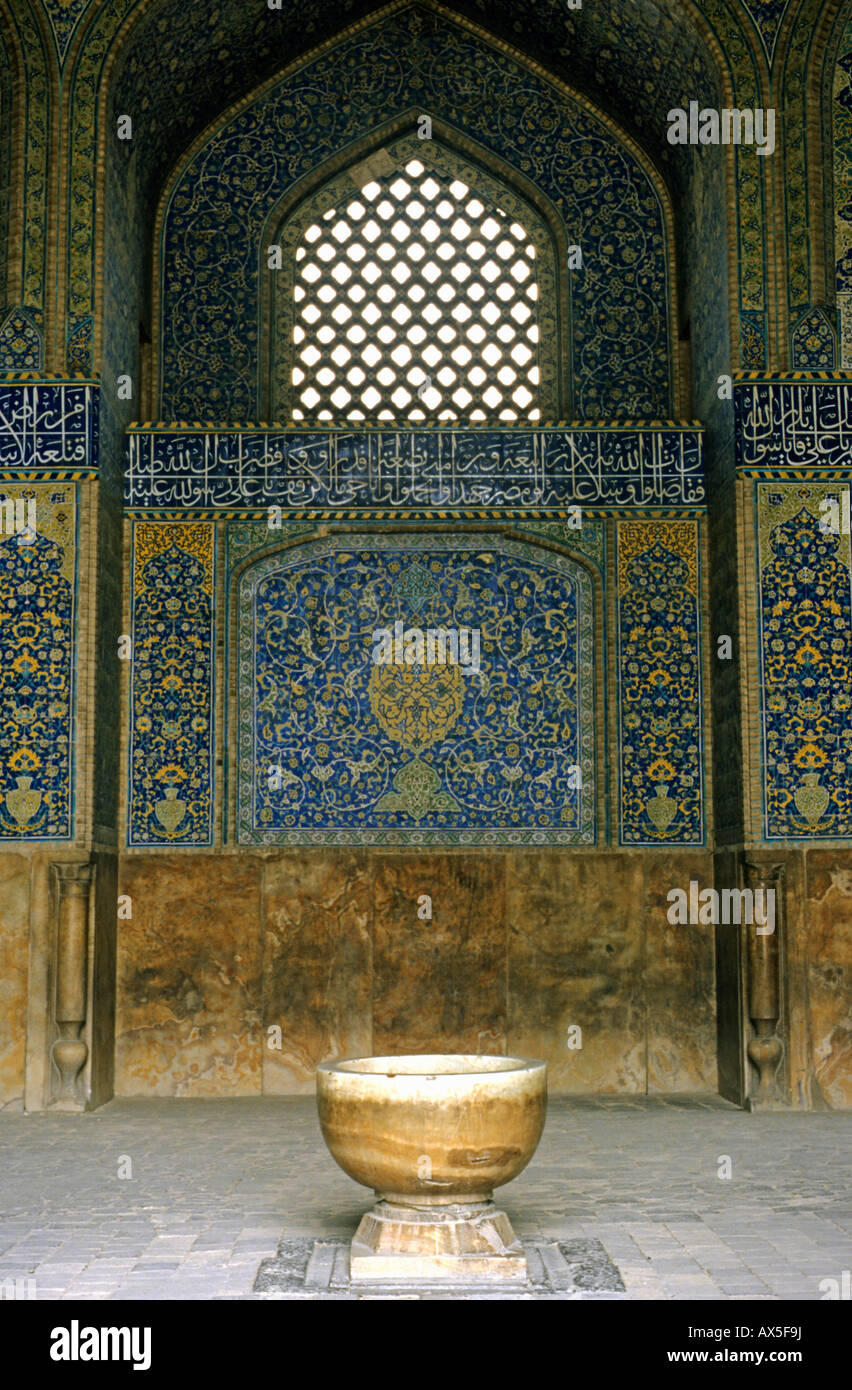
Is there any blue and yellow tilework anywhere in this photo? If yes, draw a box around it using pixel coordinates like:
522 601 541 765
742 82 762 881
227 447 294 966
128 522 215 846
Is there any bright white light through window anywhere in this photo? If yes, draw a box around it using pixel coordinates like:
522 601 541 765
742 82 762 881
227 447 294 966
291 159 541 422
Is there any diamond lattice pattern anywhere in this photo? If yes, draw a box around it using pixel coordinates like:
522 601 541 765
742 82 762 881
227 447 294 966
292 159 541 422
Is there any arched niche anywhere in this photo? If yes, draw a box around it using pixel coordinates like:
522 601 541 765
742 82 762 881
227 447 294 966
153 4 680 421
260 127 568 423
231 531 598 846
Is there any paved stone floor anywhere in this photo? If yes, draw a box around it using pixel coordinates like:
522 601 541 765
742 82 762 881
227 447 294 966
0 1095 850 1300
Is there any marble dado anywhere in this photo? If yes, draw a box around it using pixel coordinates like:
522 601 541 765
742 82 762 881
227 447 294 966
803 853 852 1109
116 855 264 1097
114 849 717 1098
0 854 31 1104
262 853 372 1093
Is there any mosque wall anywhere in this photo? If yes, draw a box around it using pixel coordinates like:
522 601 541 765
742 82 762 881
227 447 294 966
0 0 850 1111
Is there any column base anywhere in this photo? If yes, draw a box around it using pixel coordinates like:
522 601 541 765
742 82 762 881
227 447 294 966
350 1199 527 1283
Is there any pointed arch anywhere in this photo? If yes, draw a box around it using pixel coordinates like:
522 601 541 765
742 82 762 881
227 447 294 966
153 2 683 421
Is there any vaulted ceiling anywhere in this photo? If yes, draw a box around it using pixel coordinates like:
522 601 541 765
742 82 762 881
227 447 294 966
109 0 721 227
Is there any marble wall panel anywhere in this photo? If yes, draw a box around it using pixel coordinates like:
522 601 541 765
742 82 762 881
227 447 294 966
643 851 717 1093
804 852 852 1109
110 847 734 1097
506 852 645 1092
89 851 117 1110
714 847 746 1106
371 855 506 1057
0 853 30 1104
262 852 372 1094
778 851 807 1109
115 856 263 1096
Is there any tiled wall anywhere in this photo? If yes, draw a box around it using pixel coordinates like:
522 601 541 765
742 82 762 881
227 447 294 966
126 512 708 850
0 483 78 840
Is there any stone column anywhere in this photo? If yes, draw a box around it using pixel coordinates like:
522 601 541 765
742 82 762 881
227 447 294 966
51 861 94 1109
743 859 786 1110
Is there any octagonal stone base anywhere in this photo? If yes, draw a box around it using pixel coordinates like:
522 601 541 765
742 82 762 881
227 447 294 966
350 1199 527 1282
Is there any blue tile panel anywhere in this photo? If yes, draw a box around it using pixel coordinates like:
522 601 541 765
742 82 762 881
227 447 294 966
0 378 98 474
617 520 705 846
0 484 77 839
734 377 852 474
128 522 215 847
757 483 852 839
235 533 596 846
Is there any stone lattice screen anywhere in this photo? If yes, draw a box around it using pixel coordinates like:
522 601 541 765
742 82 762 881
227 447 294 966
289 157 541 422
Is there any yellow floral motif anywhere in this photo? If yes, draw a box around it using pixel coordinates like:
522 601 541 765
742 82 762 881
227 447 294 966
368 662 464 753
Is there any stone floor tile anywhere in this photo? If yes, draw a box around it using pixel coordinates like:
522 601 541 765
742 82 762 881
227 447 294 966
0 1096 849 1301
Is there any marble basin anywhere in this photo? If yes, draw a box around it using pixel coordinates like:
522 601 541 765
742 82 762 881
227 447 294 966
316 1054 547 1282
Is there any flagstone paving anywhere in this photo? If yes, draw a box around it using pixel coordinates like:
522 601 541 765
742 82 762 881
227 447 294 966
0 1096 849 1300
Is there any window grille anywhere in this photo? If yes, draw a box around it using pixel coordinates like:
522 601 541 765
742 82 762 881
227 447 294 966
289 157 542 423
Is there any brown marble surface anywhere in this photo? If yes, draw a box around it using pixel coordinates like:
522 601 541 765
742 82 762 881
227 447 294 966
780 851 808 1108
108 846 851 1105
263 853 372 1094
372 855 506 1056
0 853 30 1104
115 856 263 1096
644 852 717 1093
804 854 852 1110
506 852 645 1092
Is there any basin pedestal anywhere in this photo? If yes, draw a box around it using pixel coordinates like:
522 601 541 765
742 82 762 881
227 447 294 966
351 1198 526 1282
316 1054 547 1285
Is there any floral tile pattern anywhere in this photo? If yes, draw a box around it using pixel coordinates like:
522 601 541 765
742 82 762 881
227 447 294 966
0 483 76 840
236 533 597 845
617 520 704 846
128 522 215 846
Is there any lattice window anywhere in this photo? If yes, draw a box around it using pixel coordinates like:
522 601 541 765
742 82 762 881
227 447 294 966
290 158 542 423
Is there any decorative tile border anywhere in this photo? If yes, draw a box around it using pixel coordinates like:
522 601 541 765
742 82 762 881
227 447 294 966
756 483 852 840
0 483 77 840
127 521 216 846
616 520 704 846
735 376 852 474
0 377 99 475
126 424 704 513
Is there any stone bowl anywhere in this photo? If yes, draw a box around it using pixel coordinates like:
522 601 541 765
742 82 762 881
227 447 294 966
316 1054 547 1205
